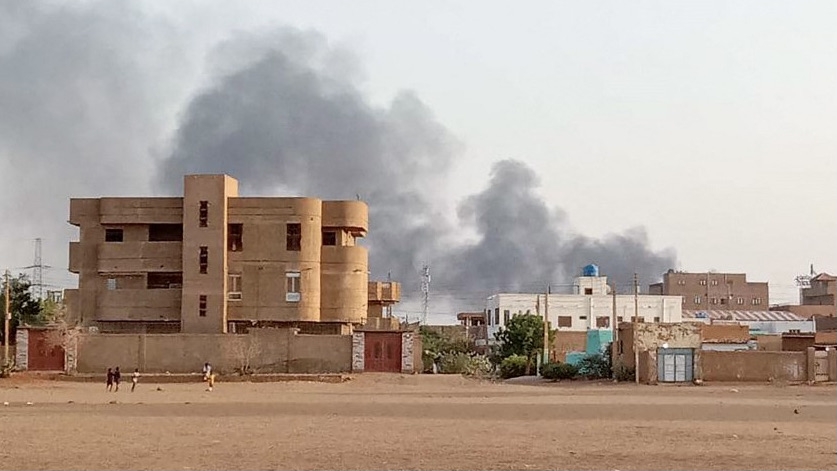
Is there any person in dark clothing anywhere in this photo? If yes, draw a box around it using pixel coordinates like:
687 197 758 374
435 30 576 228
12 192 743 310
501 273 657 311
106 368 114 392
113 366 121 392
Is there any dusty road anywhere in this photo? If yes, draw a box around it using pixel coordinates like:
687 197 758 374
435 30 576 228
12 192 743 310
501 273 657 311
1 374 835 470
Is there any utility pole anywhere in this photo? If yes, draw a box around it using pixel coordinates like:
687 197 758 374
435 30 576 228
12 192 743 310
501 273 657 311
633 273 639 322
4 270 10 364
543 285 550 366
611 282 618 380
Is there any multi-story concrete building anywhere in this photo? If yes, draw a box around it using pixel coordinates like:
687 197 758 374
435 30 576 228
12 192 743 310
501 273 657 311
649 270 769 311
771 272 836 318
65 174 373 334
484 266 682 339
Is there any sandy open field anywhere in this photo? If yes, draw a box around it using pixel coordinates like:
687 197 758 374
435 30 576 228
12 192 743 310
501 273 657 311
0 374 835 470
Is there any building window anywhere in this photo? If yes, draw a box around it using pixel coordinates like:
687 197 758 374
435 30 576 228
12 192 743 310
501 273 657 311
596 316 610 328
228 224 243 252
681 297 686 305
579 316 588 320
653 316 661 322
106 278 117 290
752 297 762 306
147 272 182 289
322 231 337 246
199 295 207 317
694 295 702 304
710 279 718 286
677 280 685 286
699 279 707 286
494 308 500 325
557 316 572 328
228 273 242 300
199 246 208 274
105 228 123 242
617 316 623 323
485 309 491 326
710 297 718 305
720 298 728 305
199 201 208 227
286 223 301 251
631 316 644 323
503 310 510 325
737 297 744 305
149 224 183 242
584 288 593 295
286 271 301 302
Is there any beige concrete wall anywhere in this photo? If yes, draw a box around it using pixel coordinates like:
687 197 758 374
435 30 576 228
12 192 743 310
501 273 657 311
754 335 782 351
702 351 807 382
552 331 587 362
75 329 351 374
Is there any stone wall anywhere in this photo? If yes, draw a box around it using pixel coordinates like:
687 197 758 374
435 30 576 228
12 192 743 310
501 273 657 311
14 328 28 370
401 331 414 373
351 332 364 372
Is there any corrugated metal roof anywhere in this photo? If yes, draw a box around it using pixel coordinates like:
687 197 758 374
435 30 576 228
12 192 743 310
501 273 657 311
683 310 805 322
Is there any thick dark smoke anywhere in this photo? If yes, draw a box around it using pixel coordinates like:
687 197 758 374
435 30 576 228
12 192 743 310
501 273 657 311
157 30 458 283
158 31 676 306
2 3 676 318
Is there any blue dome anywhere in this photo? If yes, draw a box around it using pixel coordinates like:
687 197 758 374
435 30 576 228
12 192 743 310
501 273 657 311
582 264 599 277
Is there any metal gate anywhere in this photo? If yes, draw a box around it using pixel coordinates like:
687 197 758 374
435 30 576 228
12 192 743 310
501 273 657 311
814 350 829 382
364 332 402 373
657 348 693 383
27 329 65 371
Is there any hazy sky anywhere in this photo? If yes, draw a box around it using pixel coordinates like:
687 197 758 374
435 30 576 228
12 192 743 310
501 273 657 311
1 1 834 312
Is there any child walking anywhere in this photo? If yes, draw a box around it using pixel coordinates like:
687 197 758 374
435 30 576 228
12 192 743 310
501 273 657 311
106 368 114 392
131 368 140 392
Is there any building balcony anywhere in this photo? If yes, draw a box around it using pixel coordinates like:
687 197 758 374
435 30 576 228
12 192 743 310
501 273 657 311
96 288 181 322
97 241 182 273
368 281 401 304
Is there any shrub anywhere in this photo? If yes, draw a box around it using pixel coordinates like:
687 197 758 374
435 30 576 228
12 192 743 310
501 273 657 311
614 364 635 382
541 362 579 381
499 354 529 379
577 353 612 379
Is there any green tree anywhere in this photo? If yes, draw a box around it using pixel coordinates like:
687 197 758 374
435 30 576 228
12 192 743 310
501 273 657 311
494 314 552 375
0 273 46 344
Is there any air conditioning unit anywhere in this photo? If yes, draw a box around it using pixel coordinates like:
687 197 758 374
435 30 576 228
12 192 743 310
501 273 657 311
286 293 301 302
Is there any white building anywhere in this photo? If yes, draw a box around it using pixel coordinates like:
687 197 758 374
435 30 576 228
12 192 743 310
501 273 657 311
485 273 683 339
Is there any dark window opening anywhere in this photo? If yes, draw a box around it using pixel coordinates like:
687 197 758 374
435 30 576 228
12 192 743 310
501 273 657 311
557 316 572 328
148 224 183 242
503 310 510 325
494 308 500 325
322 231 337 246
147 272 183 289
199 246 208 274
631 316 644 323
228 224 243 252
653 316 661 322
617 316 624 322
105 228 123 242
596 316 610 328
584 288 593 295
199 295 207 317
199 201 208 227
286 223 301 251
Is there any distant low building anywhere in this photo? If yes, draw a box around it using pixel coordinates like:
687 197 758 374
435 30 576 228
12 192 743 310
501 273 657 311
683 309 814 335
649 270 769 311
485 265 682 339
771 272 836 319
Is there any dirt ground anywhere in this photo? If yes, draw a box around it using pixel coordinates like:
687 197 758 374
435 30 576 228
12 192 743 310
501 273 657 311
0 374 835 471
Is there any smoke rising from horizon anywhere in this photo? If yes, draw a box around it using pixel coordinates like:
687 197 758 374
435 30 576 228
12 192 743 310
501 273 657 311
1 3 676 316
158 30 677 302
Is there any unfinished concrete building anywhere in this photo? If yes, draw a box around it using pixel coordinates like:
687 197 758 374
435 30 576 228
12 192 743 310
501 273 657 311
65 174 383 335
